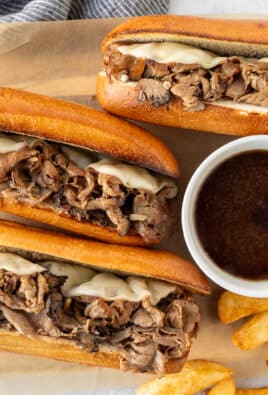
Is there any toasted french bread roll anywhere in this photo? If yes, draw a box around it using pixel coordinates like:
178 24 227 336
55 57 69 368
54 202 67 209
0 87 179 245
0 219 211 373
97 15 268 136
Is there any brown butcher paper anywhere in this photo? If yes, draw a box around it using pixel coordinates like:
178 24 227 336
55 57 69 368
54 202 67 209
0 17 266 395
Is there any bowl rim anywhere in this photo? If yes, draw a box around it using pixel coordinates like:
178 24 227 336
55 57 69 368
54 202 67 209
181 135 268 298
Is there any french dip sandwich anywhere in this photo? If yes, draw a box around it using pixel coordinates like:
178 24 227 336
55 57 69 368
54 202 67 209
0 87 179 246
0 220 210 373
97 15 268 136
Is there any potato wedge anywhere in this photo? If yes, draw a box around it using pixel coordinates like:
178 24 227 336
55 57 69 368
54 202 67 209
218 292 268 324
207 377 235 395
236 389 268 394
136 360 232 395
232 312 268 350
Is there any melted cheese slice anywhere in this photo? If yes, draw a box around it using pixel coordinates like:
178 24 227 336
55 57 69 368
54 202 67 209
0 133 42 154
127 276 176 305
42 261 96 295
0 136 27 154
89 158 177 197
61 146 94 169
0 253 46 275
66 273 176 305
259 58 268 63
118 42 227 69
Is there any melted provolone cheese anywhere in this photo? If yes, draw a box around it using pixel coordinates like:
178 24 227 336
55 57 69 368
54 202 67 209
118 42 227 69
89 159 177 197
66 273 176 305
41 261 96 295
0 133 42 154
127 277 176 305
211 99 268 114
259 57 268 63
0 253 46 275
0 136 27 154
61 146 94 169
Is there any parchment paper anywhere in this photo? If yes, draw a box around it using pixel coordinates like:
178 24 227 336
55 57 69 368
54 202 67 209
0 18 267 394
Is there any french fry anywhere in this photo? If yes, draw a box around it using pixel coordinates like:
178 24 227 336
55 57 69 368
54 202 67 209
218 292 268 324
136 360 232 395
236 389 268 394
232 312 268 350
207 377 235 395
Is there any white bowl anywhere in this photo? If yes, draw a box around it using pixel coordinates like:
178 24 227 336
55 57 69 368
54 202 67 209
182 135 268 298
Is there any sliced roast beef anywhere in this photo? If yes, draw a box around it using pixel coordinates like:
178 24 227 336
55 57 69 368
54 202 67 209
83 298 138 328
141 298 165 327
137 79 170 106
0 148 38 182
29 311 62 337
98 173 126 199
85 196 121 211
40 160 59 192
171 63 200 74
104 46 133 77
0 305 36 338
220 59 240 79
132 308 154 328
144 60 170 79
0 270 65 314
106 208 130 236
121 340 158 371
153 328 186 351
128 58 146 81
239 87 268 107
226 77 246 100
77 172 96 208
132 189 176 243
241 62 268 91
171 71 206 111
165 298 200 333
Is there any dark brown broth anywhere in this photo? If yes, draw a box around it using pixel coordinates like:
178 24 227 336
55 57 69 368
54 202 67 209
195 151 268 280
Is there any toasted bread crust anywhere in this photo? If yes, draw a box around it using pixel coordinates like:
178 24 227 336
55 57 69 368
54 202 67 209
0 199 147 246
96 75 268 136
102 15 268 57
0 87 179 177
0 331 186 373
0 219 211 294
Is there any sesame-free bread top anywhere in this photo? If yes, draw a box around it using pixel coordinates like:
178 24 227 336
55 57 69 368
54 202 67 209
102 15 268 58
0 87 179 177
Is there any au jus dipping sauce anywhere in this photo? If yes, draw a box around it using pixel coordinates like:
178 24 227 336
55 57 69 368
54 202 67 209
195 151 268 280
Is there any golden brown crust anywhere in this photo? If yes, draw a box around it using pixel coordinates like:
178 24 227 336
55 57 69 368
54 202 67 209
0 219 211 294
0 87 179 177
102 15 268 57
96 75 268 136
0 199 147 246
0 331 185 373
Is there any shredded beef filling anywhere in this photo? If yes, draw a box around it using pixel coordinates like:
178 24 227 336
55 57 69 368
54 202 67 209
0 268 200 373
0 138 176 243
104 44 268 111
